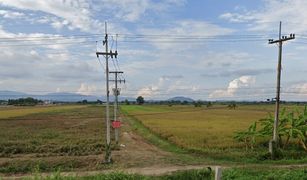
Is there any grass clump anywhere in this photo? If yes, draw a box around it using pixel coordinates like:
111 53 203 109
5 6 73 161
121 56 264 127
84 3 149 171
158 168 213 180
222 168 307 180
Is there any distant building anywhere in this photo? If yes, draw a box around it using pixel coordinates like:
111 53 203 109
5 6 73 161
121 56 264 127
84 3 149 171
43 100 52 105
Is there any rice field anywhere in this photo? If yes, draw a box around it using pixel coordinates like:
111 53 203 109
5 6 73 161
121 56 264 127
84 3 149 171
0 105 85 119
122 104 302 149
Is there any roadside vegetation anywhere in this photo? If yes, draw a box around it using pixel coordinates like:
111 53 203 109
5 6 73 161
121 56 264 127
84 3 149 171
234 107 307 152
21 168 212 180
20 168 307 179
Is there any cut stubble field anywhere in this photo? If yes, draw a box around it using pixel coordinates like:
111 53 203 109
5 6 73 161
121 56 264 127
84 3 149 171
0 105 185 175
0 105 107 174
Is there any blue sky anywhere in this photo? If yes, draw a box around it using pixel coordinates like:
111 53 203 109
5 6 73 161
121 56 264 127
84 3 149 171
0 0 307 101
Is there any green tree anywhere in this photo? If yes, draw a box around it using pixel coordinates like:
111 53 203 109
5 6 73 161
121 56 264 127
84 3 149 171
8 97 41 106
228 103 237 110
194 101 202 107
124 99 130 105
206 101 212 108
136 96 144 105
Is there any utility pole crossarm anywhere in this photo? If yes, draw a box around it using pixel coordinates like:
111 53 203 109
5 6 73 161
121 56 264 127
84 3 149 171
96 51 118 58
109 79 126 83
109 71 123 74
268 34 295 44
109 71 125 83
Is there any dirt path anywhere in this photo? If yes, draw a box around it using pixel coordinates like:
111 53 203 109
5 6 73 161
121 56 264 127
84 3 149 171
1 129 307 179
111 131 174 167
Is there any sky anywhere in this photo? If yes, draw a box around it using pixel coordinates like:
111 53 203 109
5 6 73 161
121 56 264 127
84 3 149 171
0 0 307 101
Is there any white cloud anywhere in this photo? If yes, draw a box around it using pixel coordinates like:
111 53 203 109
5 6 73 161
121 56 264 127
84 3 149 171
50 19 68 30
0 0 186 32
0 9 24 18
219 12 256 23
0 26 103 94
209 76 256 98
0 0 101 32
220 0 307 33
287 83 307 94
30 50 38 56
137 77 165 98
137 86 159 98
198 51 251 68
0 25 15 38
99 0 186 22
136 76 200 99
77 83 97 95
56 87 61 93
102 0 151 22
0 25 87 51
278 82 307 101
138 20 234 49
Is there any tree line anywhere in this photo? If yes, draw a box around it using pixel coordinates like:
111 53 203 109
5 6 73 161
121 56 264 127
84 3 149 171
7 97 43 106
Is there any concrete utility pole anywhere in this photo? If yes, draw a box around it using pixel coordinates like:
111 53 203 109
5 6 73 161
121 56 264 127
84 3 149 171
96 22 118 163
109 71 125 144
268 21 295 156
215 166 222 180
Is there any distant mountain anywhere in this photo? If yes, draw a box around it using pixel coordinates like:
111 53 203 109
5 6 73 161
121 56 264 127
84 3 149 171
36 92 101 102
0 90 136 102
0 91 99 102
167 96 194 102
118 96 136 102
0 90 28 100
0 90 27 96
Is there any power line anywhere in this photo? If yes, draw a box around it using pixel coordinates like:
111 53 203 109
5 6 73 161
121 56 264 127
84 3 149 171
0 33 288 42
3 32 307 47
3 86 307 93
0 40 97 47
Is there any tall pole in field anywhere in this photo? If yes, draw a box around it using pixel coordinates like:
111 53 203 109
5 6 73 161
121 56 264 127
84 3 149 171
96 22 118 163
268 21 295 157
110 71 125 144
